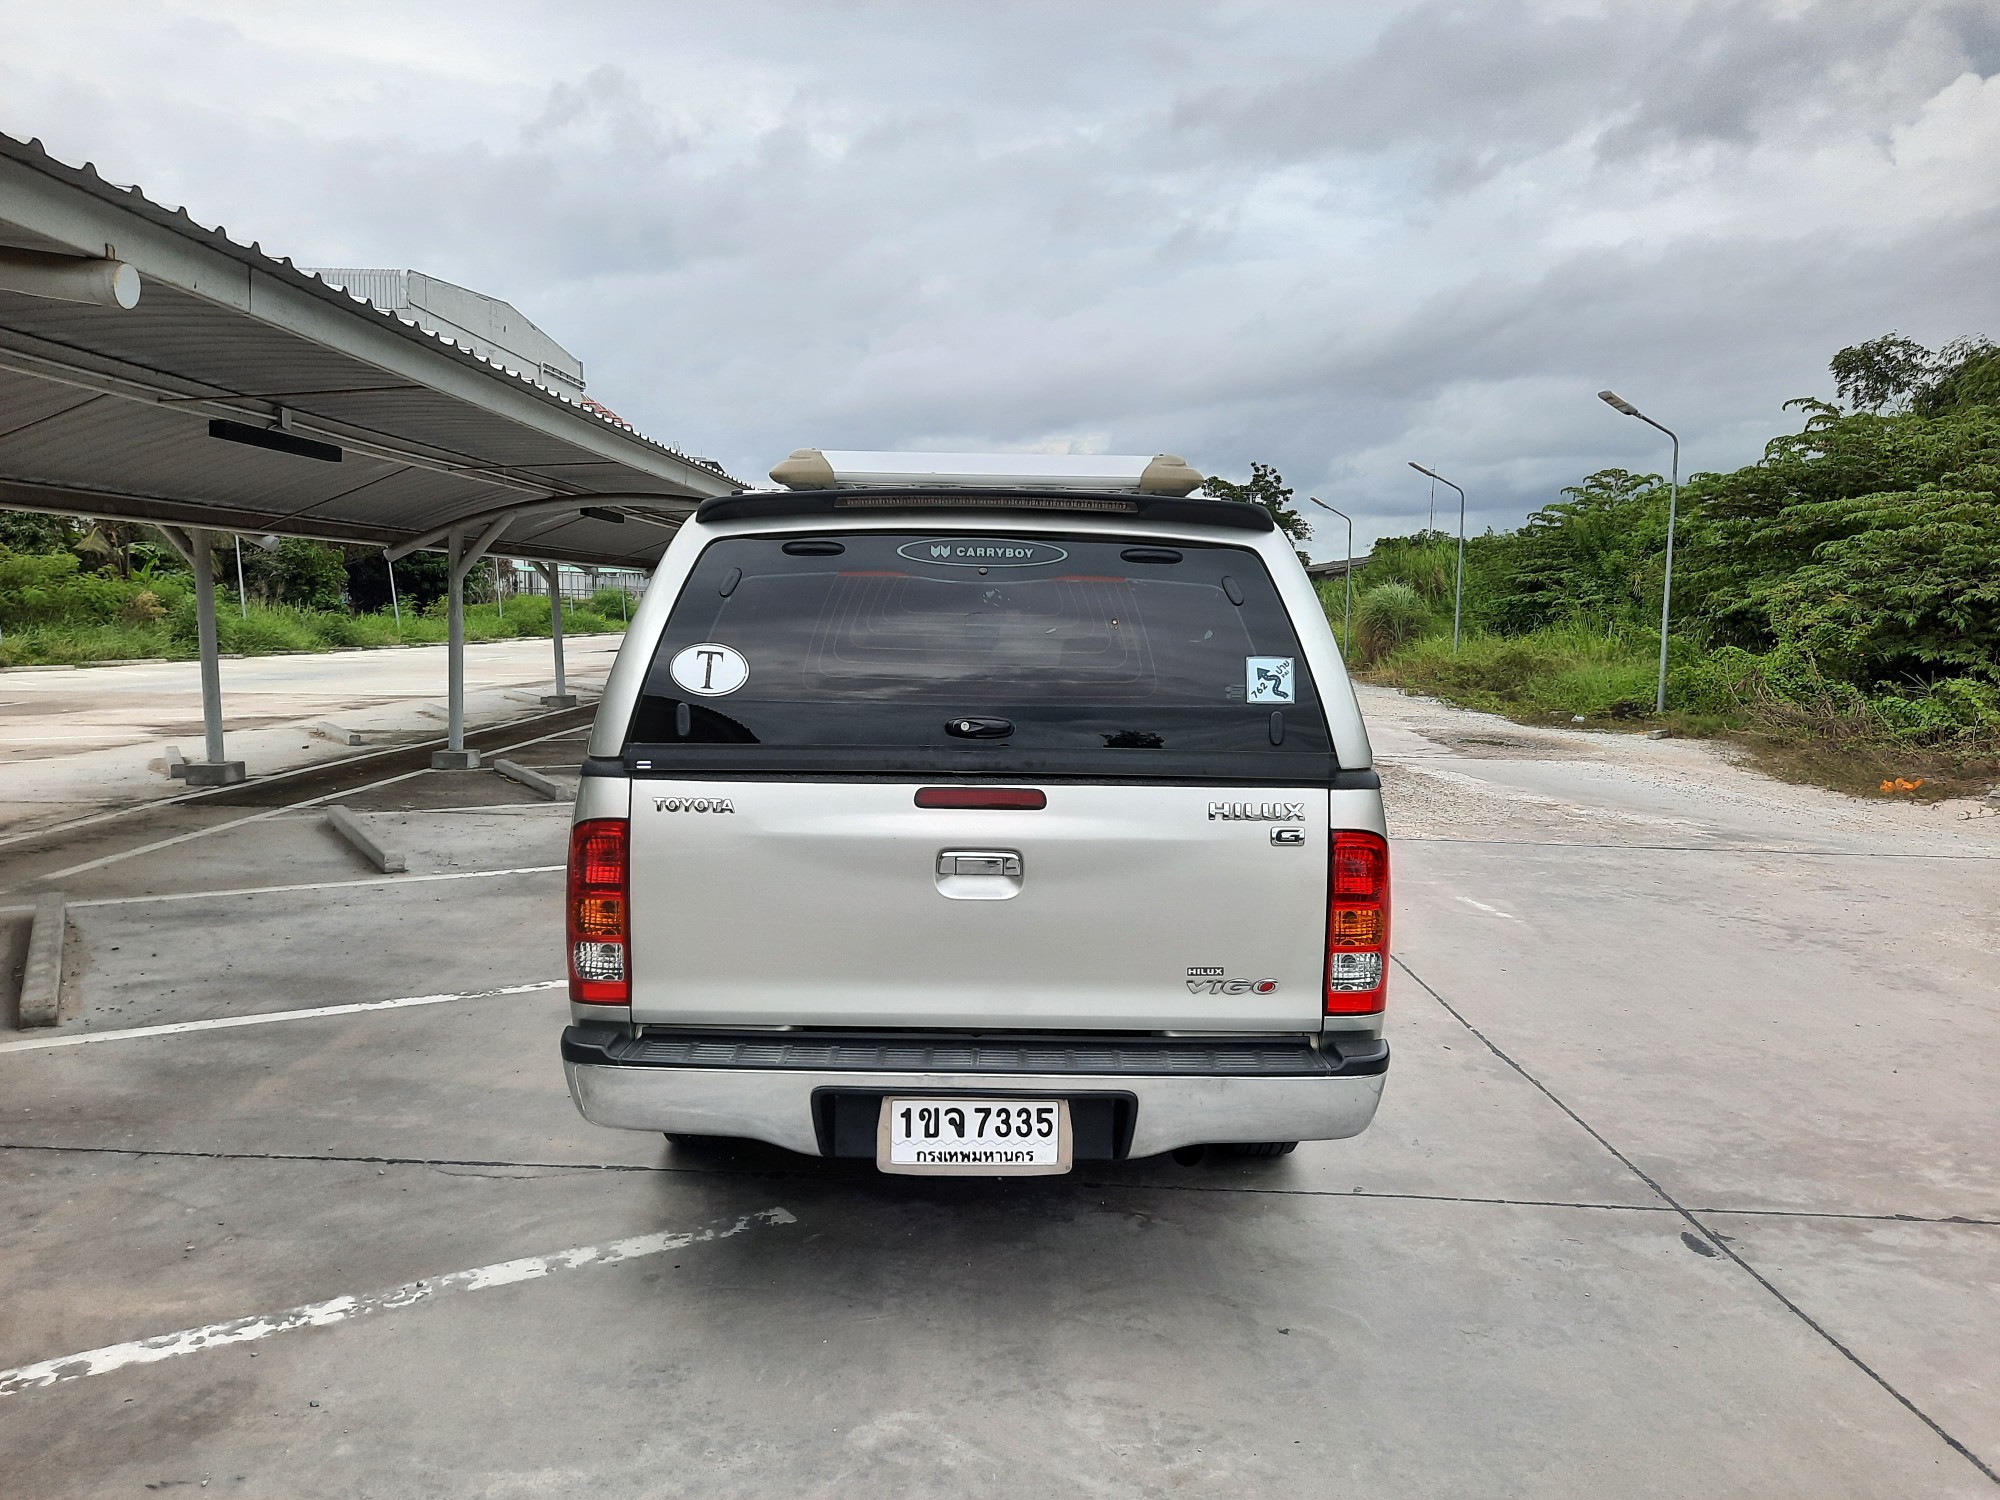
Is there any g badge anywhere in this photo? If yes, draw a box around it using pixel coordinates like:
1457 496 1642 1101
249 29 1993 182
669 642 749 696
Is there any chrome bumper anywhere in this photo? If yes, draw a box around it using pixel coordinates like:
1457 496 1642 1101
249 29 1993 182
562 1028 1387 1159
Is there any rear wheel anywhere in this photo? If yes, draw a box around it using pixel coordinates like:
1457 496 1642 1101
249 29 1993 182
1229 1141 1299 1158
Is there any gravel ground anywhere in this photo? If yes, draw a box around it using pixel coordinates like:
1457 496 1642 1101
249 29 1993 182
1355 682 2000 852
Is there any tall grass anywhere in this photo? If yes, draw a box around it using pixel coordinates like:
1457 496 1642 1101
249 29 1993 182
1367 620 1662 720
0 595 627 667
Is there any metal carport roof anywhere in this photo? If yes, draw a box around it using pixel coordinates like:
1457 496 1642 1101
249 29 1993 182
0 130 746 783
0 131 743 570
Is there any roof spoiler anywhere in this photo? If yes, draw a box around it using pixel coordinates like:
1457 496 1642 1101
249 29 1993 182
694 488 1277 532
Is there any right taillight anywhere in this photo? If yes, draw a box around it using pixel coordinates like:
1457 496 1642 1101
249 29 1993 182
567 818 629 1005
1326 830 1389 1013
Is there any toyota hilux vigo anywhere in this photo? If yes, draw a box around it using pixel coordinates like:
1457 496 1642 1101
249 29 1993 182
560 449 1389 1174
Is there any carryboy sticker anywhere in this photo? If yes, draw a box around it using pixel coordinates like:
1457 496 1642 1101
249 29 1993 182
1245 656 1295 704
669 642 749 697
897 539 1069 568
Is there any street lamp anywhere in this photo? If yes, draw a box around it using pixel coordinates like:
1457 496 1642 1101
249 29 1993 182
1408 462 1466 652
1597 391 1680 714
1308 498 1355 655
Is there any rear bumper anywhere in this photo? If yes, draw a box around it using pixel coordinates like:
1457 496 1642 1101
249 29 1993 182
561 1026 1388 1159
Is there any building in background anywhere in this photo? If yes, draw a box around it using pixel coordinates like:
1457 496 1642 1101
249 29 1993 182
305 267 588 398
492 557 647 610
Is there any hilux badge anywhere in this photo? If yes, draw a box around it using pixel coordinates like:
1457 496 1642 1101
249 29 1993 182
1209 801 1307 821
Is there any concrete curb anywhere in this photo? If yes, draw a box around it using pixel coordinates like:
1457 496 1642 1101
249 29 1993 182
492 758 569 801
20 893 65 1028
324 806 407 873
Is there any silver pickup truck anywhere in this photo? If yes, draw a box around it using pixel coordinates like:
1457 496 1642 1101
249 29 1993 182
560 451 1389 1175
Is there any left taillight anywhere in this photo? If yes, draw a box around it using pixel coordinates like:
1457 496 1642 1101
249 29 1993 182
1326 830 1389 1014
567 818 629 1005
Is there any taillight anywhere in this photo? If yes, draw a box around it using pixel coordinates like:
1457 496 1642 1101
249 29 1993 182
567 818 629 1005
1326 830 1389 1014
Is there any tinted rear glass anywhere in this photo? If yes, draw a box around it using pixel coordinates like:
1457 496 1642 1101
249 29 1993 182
625 531 1335 778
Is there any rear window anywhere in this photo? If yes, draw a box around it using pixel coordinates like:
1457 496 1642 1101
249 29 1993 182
625 531 1336 779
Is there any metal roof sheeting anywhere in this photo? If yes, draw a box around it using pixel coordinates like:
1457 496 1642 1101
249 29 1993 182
0 132 742 569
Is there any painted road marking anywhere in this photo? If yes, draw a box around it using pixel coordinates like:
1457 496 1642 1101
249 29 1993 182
0 1208 798 1397
0 980 563 1054
1455 895 1520 920
3 720 586 892
0 864 565 917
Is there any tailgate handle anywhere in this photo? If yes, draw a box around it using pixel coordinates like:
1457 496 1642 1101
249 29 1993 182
937 849 1023 878
944 716 1013 739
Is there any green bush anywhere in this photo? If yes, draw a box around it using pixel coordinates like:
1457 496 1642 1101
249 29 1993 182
1354 582 1431 662
1372 621 1658 719
0 550 141 627
589 586 635 618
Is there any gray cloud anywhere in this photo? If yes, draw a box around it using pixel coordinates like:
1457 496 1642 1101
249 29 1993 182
2 0 1995 555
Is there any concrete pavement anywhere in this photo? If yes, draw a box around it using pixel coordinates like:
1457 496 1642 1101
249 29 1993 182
0 635 620 839
0 685 1994 1496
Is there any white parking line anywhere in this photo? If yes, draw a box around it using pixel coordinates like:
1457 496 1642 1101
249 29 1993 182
0 699 592 854
0 864 565 917
0 1208 798 1397
5 721 587 893
0 981 563 1054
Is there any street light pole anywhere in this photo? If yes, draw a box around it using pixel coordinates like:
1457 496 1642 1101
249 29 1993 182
1308 499 1355 654
1408 462 1466 653
1598 391 1681 714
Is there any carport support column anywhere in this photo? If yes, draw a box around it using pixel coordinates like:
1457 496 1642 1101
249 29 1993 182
159 526 245 786
431 516 511 770
536 562 576 708
436 529 476 769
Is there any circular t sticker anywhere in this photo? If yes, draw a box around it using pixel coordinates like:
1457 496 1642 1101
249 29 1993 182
668 642 749 697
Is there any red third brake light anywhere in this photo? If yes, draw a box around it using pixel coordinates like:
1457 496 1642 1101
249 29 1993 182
914 787 1048 810
567 819 629 1005
1326 830 1389 1014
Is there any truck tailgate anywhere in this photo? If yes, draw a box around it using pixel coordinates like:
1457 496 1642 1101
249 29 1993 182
628 781 1327 1031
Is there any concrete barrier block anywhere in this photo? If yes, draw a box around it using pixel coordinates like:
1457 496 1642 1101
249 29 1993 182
20 892 65 1028
324 805 407 873
492 758 569 801
182 760 247 786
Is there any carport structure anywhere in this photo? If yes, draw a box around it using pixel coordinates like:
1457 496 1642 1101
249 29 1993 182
0 132 741 780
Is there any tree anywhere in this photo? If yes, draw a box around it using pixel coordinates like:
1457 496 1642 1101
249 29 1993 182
1483 469 1669 633
0 510 84 555
1831 334 1936 413
1205 463 1311 563
1830 332 2000 415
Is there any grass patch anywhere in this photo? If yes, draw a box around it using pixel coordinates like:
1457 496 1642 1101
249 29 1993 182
1365 621 1660 721
0 596 626 667
1354 619 1999 801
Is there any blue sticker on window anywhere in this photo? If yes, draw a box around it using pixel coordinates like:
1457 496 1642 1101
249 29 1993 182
1245 657 1294 704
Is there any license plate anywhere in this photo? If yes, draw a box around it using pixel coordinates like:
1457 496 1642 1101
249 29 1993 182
877 1097 1073 1176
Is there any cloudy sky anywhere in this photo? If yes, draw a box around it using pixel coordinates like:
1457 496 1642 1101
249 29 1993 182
3 1 1996 555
